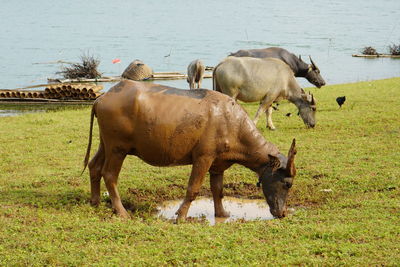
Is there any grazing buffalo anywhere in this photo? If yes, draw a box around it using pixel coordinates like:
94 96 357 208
187 59 205 89
213 56 316 130
83 80 297 220
229 47 326 88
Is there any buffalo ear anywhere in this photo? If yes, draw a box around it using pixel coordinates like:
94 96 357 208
301 93 309 101
268 154 281 171
286 139 297 177
311 94 316 105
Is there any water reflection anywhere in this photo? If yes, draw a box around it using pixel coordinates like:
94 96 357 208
157 197 274 225
0 103 89 117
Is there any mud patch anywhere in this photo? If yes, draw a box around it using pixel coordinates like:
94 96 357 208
157 197 273 225
127 182 262 204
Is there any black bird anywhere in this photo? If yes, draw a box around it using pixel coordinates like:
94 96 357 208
336 96 346 108
285 113 292 117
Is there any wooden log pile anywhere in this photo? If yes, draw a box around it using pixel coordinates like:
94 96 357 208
0 83 103 101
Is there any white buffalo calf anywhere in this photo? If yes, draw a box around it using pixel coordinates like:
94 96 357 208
187 59 205 89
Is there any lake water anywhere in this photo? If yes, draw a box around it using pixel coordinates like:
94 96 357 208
1 0 399 91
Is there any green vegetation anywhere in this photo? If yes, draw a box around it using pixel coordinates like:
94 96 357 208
0 78 399 266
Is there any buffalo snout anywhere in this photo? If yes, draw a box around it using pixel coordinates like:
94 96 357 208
317 81 326 88
270 207 287 219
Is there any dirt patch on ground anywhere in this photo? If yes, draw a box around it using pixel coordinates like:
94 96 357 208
127 182 263 205
222 182 262 199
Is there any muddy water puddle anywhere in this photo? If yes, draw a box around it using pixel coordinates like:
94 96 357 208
157 197 274 225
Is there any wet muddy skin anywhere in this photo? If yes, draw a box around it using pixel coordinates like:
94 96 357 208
157 197 275 225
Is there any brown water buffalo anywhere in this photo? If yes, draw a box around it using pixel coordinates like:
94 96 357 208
187 59 205 89
213 56 316 130
82 80 297 220
229 47 325 88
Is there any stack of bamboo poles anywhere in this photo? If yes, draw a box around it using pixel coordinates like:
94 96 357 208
0 83 103 101
44 84 103 100
0 90 45 99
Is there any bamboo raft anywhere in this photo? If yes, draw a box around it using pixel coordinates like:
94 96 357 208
0 83 103 103
48 71 213 83
352 54 400 58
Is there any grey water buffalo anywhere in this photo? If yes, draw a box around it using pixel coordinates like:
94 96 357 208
213 56 316 130
187 59 205 89
82 80 297 220
229 47 326 88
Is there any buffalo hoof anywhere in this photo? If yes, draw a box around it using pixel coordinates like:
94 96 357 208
114 209 130 219
215 210 230 218
174 217 186 224
267 126 276 131
90 198 100 207
175 212 188 224
175 212 187 221
117 212 130 219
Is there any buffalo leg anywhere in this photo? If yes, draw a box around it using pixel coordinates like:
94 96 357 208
176 156 213 220
102 150 128 218
189 81 195 90
253 96 274 128
88 141 105 206
265 106 276 130
210 171 229 217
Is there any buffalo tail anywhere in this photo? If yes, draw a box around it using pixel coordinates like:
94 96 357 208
81 103 96 175
212 64 218 91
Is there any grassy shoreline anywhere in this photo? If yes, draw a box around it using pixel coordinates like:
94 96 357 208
0 78 399 265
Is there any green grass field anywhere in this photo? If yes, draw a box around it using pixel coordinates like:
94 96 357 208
0 78 399 266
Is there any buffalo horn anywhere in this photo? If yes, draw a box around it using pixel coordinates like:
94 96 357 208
309 56 319 70
286 139 297 177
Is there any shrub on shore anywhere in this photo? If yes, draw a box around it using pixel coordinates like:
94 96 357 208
58 54 102 79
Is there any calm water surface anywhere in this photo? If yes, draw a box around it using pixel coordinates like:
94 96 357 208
1 1 399 90
157 197 274 225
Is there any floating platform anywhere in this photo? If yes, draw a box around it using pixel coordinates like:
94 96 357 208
352 54 400 58
48 71 213 83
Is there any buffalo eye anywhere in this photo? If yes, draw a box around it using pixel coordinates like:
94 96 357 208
284 181 292 189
